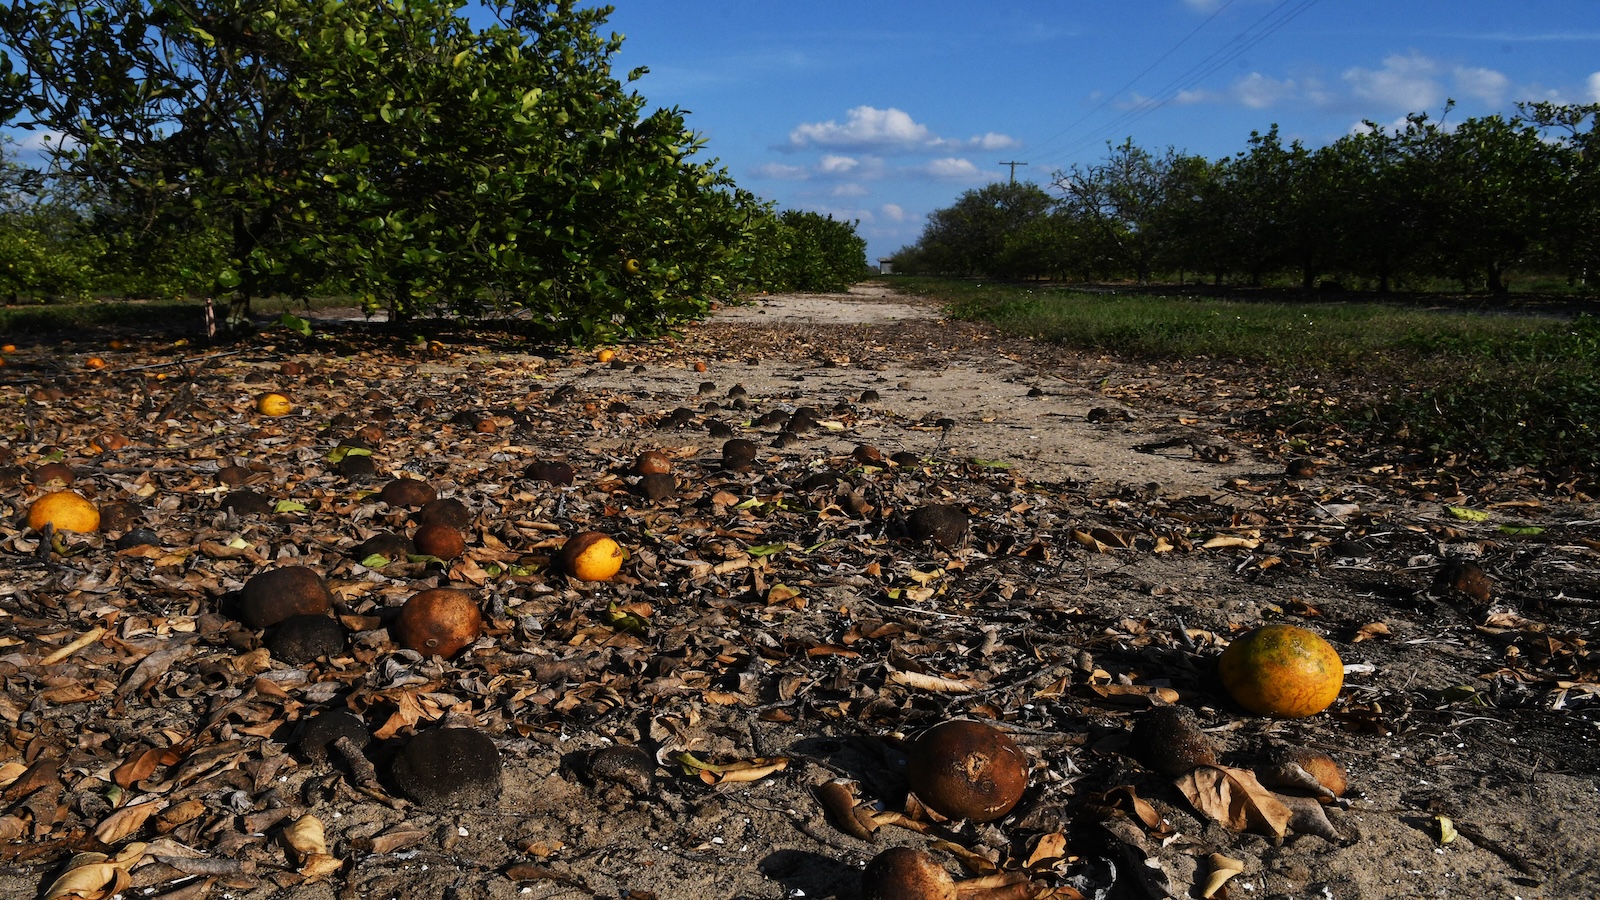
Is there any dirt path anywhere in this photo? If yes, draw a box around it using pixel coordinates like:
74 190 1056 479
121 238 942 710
0 285 1596 900
602 284 1257 499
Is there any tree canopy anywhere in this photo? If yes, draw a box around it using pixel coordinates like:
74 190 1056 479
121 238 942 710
0 0 866 336
892 103 1600 295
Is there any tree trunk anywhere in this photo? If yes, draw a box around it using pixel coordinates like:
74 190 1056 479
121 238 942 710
1487 261 1508 294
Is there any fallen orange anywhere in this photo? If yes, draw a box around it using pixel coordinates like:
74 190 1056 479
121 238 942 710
393 588 483 658
256 392 292 416
28 490 101 533
559 531 624 581
1217 623 1344 718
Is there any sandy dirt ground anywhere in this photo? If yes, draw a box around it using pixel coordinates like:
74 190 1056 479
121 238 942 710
0 284 1596 900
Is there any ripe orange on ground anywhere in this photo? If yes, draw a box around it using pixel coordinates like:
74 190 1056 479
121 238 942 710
393 588 483 658
413 522 467 560
85 357 107 370
28 490 101 533
595 348 616 364
559 531 625 581
1217 623 1344 718
256 392 292 416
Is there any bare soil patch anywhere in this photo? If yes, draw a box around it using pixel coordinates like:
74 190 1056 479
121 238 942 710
0 284 1596 900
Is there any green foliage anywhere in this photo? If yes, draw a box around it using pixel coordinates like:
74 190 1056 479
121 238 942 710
1054 140 1208 284
891 104 1600 295
926 277 1600 469
1 0 790 339
750 210 867 293
0 204 101 302
912 182 1054 278
0 141 98 301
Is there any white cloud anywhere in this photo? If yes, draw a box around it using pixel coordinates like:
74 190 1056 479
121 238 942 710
1453 65 1510 104
959 132 1021 151
881 203 908 223
17 130 66 151
752 162 810 180
818 154 860 175
920 158 986 181
927 132 1021 152
1350 113 1449 136
1172 88 1221 106
787 105 1016 154
1589 72 1600 102
1233 73 1299 109
790 106 931 150
808 205 872 224
1343 52 1445 112
829 183 869 198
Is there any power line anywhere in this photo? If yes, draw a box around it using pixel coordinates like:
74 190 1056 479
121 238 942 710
1025 0 1238 164
1032 0 1321 173
998 160 1028 183
1040 0 1320 169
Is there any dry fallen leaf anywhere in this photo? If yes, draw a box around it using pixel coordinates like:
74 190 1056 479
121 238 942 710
92 799 163 844
1352 622 1391 642
813 779 876 841
1023 831 1070 870
1279 792 1344 842
1086 784 1175 837
40 843 145 900
111 747 176 789
675 752 789 785
282 814 342 880
889 668 980 693
1175 765 1293 838
1200 853 1245 898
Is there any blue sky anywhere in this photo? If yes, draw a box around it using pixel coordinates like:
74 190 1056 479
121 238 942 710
602 1 1600 263
7 1 1595 265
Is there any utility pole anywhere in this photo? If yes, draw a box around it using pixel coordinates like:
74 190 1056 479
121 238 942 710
998 161 1028 184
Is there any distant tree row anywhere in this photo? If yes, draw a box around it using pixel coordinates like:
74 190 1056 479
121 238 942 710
891 102 1600 294
0 0 865 338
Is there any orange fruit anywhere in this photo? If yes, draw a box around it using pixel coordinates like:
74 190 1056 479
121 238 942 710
1 344 15 353
393 588 483 658
1217 623 1344 718
256 392 292 416
595 348 616 364
28 490 101 533
861 847 956 900
413 522 466 560
905 720 1029 822
632 450 672 476
88 432 130 455
559 531 625 581
85 357 107 370
31 462 75 487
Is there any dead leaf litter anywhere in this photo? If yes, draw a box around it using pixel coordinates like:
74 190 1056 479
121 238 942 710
0 284 1596 899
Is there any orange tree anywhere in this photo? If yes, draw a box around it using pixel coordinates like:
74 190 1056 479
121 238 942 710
747 210 867 293
1 0 786 339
